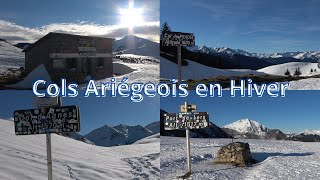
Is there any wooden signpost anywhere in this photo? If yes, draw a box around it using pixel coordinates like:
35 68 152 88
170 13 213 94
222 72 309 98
162 31 195 82
164 102 209 177
14 96 80 180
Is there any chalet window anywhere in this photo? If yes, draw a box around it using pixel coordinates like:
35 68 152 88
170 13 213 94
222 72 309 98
97 58 104 68
53 59 65 69
66 58 77 70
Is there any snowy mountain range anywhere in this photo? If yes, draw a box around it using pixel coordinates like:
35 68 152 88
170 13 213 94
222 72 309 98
84 122 160 147
145 121 160 134
161 110 320 141
222 119 285 140
188 45 320 61
299 130 320 136
113 35 159 58
0 38 24 73
223 119 268 136
222 119 320 142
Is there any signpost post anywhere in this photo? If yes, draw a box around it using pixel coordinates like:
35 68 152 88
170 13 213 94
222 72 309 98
184 102 191 175
14 97 80 180
162 31 195 83
164 103 209 177
47 133 52 180
178 45 182 82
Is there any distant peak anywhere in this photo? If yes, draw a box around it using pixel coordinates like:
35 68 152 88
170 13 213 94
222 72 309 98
103 124 112 128
239 118 253 123
0 38 7 42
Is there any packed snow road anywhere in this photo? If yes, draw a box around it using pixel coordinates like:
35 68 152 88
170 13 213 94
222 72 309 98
160 136 320 180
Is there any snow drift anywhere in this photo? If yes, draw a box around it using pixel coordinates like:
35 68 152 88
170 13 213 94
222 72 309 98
6 64 51 89
160 57 265 80
258 62 320 76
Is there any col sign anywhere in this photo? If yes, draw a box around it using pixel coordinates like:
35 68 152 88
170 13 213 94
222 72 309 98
162 31 195 47
32 96 60 107
14 106 80 135
164 112 209 130
180 104 196 113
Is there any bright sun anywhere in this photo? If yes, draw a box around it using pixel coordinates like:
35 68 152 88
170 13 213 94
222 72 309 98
119 1 144 28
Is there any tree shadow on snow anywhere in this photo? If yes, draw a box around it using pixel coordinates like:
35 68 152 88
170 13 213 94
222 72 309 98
252 152 314 162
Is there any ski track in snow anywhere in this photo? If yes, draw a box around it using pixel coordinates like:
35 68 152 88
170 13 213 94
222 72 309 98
161 137 320 180
123 153 160 180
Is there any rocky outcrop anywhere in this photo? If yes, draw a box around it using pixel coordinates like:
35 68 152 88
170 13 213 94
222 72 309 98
215 142 253 166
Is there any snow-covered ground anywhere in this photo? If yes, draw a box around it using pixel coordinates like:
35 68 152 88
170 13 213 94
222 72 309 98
287 78 320 90
161 136 320 180
0 40 24 74
160 58 265 80
0 119 160 179
90 57 159 88
258 62 320 76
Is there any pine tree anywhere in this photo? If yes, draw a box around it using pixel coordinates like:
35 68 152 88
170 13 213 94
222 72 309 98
294 67 302 76
161 22 171 35
160 22 172 52
285 69 291 76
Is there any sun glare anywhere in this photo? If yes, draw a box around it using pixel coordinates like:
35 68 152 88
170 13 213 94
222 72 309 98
119 1 144 28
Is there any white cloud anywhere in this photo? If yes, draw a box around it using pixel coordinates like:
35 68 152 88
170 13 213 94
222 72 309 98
0 20 159 44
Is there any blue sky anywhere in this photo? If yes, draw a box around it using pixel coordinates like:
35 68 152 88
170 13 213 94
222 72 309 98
161 90 320 133
161 0 320 53
0 0 159 43
0 90 159 135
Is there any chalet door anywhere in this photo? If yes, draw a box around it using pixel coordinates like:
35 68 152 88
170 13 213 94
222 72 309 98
82 58 93 76
82 58 88 74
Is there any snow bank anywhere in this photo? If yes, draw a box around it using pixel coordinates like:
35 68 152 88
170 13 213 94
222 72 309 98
287 78 320 90
6 64 51 89
113 62 136 75
134 133 160 144
160 58 265 80
93 61 159 87
258 62 320 76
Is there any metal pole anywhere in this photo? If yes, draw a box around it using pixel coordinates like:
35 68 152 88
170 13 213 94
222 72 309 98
185 101 191 174
178 45 182 83
46 133 52 180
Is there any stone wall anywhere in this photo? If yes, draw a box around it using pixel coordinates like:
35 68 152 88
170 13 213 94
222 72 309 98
215 142 252 166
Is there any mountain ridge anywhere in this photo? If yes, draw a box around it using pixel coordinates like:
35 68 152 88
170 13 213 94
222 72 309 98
188 45 320 61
